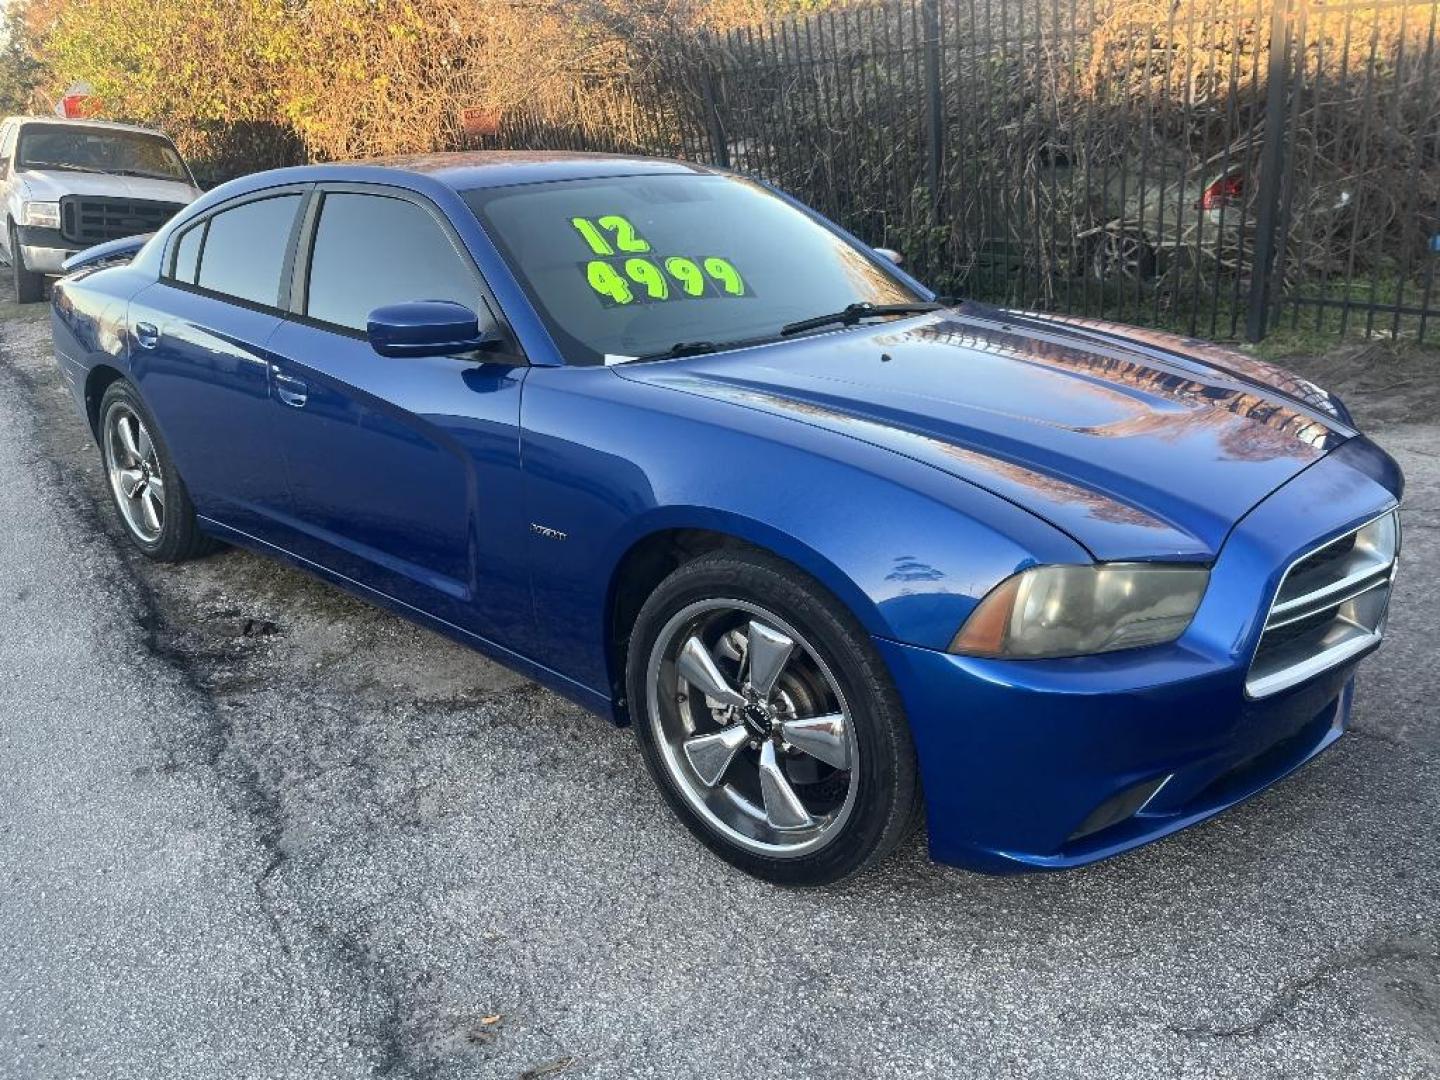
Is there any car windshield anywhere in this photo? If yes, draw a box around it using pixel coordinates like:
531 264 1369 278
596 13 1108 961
463 173 919 365
17 124 189 182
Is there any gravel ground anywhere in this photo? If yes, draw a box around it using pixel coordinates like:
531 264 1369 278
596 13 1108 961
0 296 1437 1079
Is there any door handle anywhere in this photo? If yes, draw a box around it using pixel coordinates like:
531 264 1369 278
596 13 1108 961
272 368 308 408
134 322 159 350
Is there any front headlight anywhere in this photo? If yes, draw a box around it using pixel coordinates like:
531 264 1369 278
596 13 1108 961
948 563 1210 658
22 201 61 229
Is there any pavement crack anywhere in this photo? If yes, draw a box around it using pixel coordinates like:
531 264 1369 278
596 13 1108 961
0 325 413 1072
1168 935 1434 1040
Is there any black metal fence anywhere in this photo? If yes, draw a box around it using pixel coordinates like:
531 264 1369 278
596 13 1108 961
480 0 1440 345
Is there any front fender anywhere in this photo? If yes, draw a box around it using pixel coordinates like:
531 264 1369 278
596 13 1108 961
519 366 1086 699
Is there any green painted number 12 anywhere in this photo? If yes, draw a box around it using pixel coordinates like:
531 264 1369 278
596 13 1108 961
571 215 651 255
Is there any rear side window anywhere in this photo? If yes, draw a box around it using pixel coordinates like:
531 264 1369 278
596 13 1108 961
305 192 479 332
171 222 204 284
195 194 301 307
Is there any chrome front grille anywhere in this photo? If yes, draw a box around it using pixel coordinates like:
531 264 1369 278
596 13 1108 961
1247 510 1400 698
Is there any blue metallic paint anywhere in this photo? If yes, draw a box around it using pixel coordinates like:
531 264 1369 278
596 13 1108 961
366 300 495 358
48 153 1403 874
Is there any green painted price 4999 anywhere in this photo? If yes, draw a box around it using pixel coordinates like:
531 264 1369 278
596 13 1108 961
570 214 750 306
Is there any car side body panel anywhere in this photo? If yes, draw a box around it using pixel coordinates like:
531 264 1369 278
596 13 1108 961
518 364 1091 699
124 280 292 537
263 318 532 652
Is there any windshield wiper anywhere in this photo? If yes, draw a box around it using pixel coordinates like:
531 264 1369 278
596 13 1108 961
20 161 99 173
780 300 946 337
632 340 724 362
108 168 180 180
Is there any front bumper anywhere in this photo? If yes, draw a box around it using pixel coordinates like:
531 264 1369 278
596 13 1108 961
885 437 1402 873
16 226 79 273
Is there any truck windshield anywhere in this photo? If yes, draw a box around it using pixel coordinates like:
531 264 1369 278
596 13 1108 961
463 173 918 365
17 124 189 182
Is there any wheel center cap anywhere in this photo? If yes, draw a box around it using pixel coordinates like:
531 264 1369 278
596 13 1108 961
741 703 771 738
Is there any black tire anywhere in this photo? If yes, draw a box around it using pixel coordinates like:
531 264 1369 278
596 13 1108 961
1086 229 1157 284
97 380 216 562
627 549 922 886
9 222 44 304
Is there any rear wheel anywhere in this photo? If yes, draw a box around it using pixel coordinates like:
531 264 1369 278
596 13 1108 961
99 381 215 562
627 550 921 885
1088 229 1157 283
9 222 44 303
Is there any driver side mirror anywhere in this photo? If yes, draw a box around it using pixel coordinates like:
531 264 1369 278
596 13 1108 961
366 301 500 359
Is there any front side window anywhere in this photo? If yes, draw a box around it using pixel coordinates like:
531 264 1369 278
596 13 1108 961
305 192 482 332
17 123 189 182
463 173 916 365
195 194 302 307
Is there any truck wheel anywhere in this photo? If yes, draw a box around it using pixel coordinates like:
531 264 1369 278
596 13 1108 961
9 223 44 303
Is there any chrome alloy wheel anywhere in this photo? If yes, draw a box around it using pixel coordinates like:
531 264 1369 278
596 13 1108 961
103 404 165 544
1090 230 1153 282
646 599 860 858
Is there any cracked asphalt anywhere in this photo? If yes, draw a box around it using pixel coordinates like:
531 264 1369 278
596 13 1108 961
0 295 1437 1079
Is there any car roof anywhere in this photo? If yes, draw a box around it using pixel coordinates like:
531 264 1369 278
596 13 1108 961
324 151 724 191
2 115 174 138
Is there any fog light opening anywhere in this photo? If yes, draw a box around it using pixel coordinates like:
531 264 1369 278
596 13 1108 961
1066 774 1173 845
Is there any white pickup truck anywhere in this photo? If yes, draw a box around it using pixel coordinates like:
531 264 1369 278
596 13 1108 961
0 116 204 302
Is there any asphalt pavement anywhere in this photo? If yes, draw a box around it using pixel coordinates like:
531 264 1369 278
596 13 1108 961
1 296 1437 1079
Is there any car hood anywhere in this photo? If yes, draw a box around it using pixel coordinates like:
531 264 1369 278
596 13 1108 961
615 303 1353 561
17 168 200 206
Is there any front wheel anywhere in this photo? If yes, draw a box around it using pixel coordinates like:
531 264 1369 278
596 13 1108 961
627 550 921 885
9 223 44 303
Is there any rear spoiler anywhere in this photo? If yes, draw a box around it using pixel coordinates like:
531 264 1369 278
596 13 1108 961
61 233 154 275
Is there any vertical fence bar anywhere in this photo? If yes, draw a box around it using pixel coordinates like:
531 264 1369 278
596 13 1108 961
1269 0 1308 333
1388 1 1433 339
1246 0 1296 341
1226 0 1270 337
1150 0 1179 327
1366 0 1409 339
923 0 944 212
1338 8 1383 337
763 19 798 189
1415 3 1440 343
977 0 999 299
1078 0 1098 317
698 33 731 169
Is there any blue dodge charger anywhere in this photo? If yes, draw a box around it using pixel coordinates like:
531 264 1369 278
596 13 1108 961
49 153 1402 885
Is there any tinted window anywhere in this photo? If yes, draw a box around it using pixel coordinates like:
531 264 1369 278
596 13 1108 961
305 193 480 332
171 222 204 284
196 195 301 307
463 174 915 365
